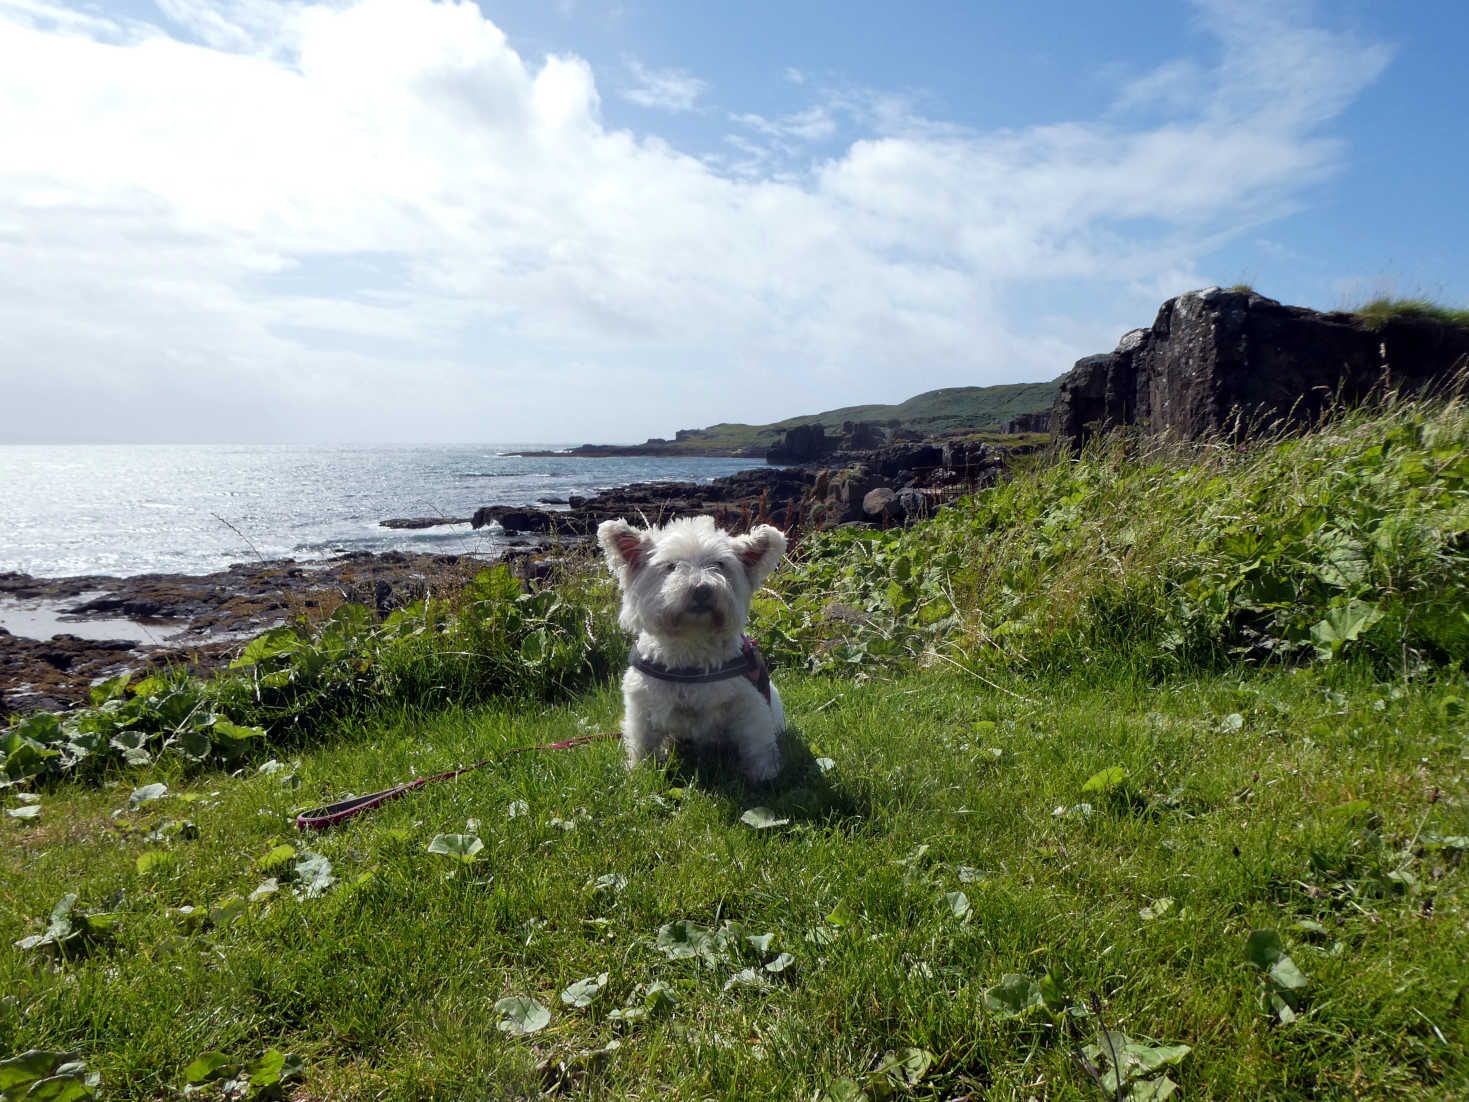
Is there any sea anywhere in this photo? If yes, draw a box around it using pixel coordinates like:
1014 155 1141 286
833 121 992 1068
0 444 766 579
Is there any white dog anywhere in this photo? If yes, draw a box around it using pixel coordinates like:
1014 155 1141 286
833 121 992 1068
597 515 787 783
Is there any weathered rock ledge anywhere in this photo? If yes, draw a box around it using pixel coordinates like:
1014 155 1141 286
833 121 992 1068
1051 287 1469 447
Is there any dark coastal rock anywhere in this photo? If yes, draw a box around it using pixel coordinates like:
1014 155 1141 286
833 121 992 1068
897 488 934 521
821 467 882 523
1004 411 1050 434
381 516 468 529
840 420 889 450
766 423 831 464
862 487 902 524
469 466 818 539
1052 287 1469 447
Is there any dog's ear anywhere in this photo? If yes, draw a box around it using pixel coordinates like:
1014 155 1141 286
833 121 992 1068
597 518 653 577
733 524 787 587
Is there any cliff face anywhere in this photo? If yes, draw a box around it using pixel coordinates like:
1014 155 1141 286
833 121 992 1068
1052 288 1469 447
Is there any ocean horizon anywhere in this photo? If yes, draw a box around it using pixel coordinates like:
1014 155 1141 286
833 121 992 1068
0 443 764 579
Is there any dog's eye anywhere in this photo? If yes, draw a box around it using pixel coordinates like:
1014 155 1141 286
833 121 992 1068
663 563 677 574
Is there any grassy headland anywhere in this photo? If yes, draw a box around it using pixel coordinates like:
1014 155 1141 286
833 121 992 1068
4 394 1468 1100
540 381 1060 457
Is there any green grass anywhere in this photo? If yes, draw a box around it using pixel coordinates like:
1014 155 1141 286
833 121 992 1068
1355 297 1469 330
4 664 1467 1099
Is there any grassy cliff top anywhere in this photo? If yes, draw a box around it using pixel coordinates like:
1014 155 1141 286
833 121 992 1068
664 380 1059 451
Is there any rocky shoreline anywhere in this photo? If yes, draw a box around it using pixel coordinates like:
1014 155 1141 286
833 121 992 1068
0 552 505 718
0 436 1018 720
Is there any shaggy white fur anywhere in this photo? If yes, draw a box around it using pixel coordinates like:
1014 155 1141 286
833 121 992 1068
597 515 787 783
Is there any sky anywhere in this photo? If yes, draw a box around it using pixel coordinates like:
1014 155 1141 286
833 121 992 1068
1 0 1465 444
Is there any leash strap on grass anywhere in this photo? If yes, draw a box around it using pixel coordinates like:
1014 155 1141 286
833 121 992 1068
294 730 622 830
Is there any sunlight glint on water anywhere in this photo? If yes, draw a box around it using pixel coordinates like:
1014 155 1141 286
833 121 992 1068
0 445 763 578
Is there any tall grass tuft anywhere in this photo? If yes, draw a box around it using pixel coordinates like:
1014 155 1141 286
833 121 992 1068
1355 296 1469 330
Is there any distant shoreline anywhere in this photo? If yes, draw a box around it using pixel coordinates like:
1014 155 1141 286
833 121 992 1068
516 443 765 459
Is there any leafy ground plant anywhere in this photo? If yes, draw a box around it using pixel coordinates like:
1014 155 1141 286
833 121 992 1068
0 1050 100 1101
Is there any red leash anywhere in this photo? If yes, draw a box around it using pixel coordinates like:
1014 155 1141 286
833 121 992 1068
294 730 622 830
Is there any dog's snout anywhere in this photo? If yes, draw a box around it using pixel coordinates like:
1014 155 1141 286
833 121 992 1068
690 580 714 604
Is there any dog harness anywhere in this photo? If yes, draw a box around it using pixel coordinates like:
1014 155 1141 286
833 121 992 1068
627 634 772 707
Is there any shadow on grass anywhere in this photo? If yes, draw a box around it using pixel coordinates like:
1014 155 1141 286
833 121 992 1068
662 723 873 828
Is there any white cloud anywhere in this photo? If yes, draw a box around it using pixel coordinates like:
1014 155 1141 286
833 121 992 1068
619 58 706 112
730 105 836 142
0 0 1393 442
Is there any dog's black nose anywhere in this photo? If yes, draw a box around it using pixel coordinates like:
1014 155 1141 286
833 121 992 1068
690 581 714 604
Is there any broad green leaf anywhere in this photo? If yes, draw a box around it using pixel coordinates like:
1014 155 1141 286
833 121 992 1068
561 973 609 1008
1244 929 1286 970
740 806 790 830
427 834 484 863
825 900 858 927
520 628 551 665
1315 531 1370 588
1268 956 1309 991
127 782 168 809
211 719 265 745
1129 1076 1180 1101
820 1078 868 1102
1310 599 1384 657
7 803 41 820
873 1047 934 1089
765 952 796 973
1081 766 1128 795
0 1051 77 1092
256 844 296 872
723 967 769 991
169 905 206 932
245 1049 302 1088
1267 989 1298 1023
730 927 774 956
984 973 1045 1018
494 995 550 1036
655 919 711 960
942 891 971 920
15 1069 99 1102
182 1053 235 1084
89 674 131 705
1119 1038 1192 1072
172 729 212 762
135 851 170 875
230 626 302 668
293 851 335 899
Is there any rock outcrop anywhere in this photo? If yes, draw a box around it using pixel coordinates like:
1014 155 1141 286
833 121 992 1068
1052 287 1469 448
766 423 831 464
